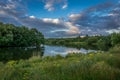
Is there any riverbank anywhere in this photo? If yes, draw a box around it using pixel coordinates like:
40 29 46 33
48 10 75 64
45 33 120 51
0 49 120 80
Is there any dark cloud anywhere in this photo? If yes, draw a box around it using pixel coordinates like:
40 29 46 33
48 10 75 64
69 1 120 34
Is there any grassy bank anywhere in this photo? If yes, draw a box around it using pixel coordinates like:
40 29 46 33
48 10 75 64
0 50 120 80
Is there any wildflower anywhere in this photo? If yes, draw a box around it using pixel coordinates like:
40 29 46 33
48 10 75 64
7 60 16 66
89 53 94 57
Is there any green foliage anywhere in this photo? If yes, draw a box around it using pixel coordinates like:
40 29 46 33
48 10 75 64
0 22 44 47
45 33 120 51
97 36 111 51
0 52 120 80
45 36 101 50
111 33 120 46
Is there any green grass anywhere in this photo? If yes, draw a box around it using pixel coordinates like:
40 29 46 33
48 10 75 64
0 52 120 80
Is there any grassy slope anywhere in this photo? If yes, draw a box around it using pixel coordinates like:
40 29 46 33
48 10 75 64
0 52 120 80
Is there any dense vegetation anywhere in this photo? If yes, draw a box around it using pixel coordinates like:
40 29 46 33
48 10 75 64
0 22 44 47
46 33 120 51
0 47 120 80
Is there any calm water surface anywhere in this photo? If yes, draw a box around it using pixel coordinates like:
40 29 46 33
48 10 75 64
44 45 96 56
0 45 96 62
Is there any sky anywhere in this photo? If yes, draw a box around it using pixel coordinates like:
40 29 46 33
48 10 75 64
0 0 120 38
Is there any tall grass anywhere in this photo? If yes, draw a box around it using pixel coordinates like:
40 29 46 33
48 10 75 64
0 52 120 80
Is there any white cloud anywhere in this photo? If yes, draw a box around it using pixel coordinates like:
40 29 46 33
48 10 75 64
106 29 120 34
29 16 36 19
42 18 61 24
62 4 67 9
107 13 118 17
69 14 81 21
47 7 54 11
42 18 80 34
65 22 80 34
44 2 54 11
50 29 68 33
43 0 68 11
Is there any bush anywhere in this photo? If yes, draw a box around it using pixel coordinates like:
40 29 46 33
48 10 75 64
109 44 120 54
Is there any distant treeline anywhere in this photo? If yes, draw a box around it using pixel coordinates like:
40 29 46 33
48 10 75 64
0 22 44 47
45 33 120 51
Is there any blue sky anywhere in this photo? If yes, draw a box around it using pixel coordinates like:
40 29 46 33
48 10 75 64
0 0 120 38
27 0 113 18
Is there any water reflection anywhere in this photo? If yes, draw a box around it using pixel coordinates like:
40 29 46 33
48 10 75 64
44 45 97 56
0 45 97 62
0 47 44 62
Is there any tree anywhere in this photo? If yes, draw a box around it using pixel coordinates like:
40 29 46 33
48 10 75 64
0 22 44 47
97 36 112 51
111 33 120 46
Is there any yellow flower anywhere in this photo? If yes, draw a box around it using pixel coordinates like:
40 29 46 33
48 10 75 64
7 60 16 66
89 54 94 57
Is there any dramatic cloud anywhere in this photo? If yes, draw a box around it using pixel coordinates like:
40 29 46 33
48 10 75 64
0 0 80 38
0 0 120 37
21 17 80 37
69 2 120 35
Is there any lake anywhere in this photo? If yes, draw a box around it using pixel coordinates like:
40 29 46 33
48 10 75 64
0 45 97 62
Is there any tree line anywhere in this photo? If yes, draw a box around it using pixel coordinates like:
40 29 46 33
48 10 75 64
45 33 120 51
0 22 44 47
